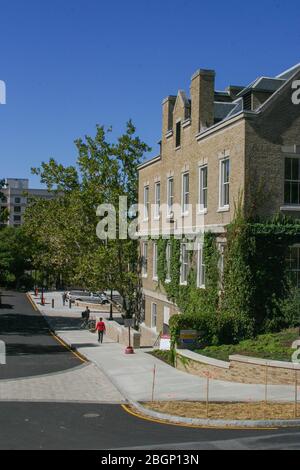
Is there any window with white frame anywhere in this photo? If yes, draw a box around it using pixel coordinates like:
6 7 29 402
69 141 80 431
142 242 148 277
180 243 190 284
219 158 230 208
166 242 171 281
153 242 158 279
182 172 189 214
154 182 161 219
167 177 174 216
197 244 205 288
199 165 208 211
151 302 157 328
284 157 300 205
143 186 149 220
286 245 300 287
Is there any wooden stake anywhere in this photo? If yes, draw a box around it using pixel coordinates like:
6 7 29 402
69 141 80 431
151 365 156 402
264 362 268 419
206 377 210 419
295 370 298 419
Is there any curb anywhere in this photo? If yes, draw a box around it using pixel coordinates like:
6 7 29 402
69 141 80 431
129 401 300 429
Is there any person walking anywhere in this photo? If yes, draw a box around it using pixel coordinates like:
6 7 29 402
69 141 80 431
96 317 106 343
62 292 67 306
80 306 91 329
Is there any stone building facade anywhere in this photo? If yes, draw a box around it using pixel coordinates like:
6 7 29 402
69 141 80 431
138 64 300 346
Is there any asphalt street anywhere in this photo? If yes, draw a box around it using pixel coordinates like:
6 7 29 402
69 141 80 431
0 291 300 450
0 291 80 379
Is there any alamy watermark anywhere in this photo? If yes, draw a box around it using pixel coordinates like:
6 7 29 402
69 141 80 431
0 340 6 365
0 80 6 105
292 80 300 105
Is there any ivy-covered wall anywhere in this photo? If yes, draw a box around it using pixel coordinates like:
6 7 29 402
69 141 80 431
156 215 300 348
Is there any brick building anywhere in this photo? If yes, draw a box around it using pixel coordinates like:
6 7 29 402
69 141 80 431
137 63 300 346
1 178 53 227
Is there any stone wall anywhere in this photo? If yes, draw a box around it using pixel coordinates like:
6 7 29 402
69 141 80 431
176 350 300 385
104 320 141 349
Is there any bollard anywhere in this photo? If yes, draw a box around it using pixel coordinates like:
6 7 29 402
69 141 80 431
52 299 54 309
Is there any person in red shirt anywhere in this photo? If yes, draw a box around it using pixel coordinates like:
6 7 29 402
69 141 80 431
96 318 106 344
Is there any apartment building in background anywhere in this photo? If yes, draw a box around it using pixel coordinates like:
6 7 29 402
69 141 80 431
0 178 53 227
138 63 300 346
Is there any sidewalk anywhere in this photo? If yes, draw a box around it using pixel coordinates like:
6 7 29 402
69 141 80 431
31 291 299 403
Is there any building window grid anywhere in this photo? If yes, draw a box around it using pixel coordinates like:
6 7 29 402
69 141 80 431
287 246 300 287
180 243 190 284
166 242 171 281
151 303 157 328
284 157 300 205
199 165 208 210
182 172 190 214
142 242 148 277
167 177 174 216
197 245 206 288
143 186 150 220
220 158 230 208
153 242 158 279
154 182 161 219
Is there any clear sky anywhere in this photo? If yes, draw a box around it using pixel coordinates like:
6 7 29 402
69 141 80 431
0 0 299 187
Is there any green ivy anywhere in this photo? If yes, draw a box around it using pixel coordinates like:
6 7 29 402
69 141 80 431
155 214 300 349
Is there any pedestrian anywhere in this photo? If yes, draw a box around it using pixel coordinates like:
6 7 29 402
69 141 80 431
80 306 91 329
62 292 67 306
96 317 106 343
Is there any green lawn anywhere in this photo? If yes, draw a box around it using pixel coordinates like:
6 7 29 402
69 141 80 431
195 328 299 362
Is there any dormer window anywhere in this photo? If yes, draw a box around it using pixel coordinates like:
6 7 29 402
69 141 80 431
175 121 181 148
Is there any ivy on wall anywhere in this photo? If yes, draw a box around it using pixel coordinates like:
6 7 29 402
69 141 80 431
155 213 300 348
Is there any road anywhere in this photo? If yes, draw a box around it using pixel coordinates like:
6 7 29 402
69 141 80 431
0 291 300 450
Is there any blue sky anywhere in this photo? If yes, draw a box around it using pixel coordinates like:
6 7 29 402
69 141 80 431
0 0 299 187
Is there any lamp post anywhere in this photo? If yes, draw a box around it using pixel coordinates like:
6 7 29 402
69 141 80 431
109 289 113 321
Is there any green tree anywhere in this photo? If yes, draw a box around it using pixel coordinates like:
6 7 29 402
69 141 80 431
25 121 150 318
0 227 34 288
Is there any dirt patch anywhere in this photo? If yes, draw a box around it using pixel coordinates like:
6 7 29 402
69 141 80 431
141 401 300 421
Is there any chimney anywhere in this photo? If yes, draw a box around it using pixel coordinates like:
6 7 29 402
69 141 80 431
190 69 215 133
162 96 176 136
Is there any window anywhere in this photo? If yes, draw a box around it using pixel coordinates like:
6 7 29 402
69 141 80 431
220 158 230 208
175 121 181 148
143 186 149 220
15 197 21 204
284 157 300 205
14 215 21 222
154 182 160 219
167 177 174 216
197 245 206 288
151 303 157 328
286 245 300 287
180 243 190 284
166 242 171 281
14 206 21 213
182 172 189 214
153 242 158 279
199 165 208 211
142 242 148 277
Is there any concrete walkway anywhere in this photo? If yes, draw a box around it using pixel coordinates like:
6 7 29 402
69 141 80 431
31 292 299 403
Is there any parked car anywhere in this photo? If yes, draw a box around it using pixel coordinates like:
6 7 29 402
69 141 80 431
67 290 89 303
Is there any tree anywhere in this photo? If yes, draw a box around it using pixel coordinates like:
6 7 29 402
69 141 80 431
24 121 150 318
0 227 34 288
